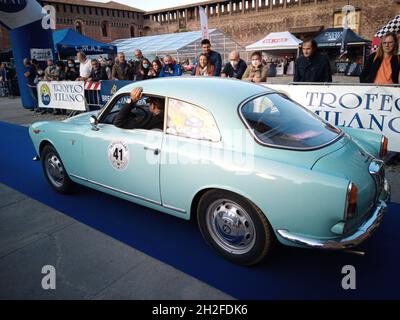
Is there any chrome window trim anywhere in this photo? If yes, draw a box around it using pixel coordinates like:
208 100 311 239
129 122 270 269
237 92 344 152
70 174 186 213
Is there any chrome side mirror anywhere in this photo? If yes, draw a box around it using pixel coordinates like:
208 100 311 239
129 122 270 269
90 115 99 131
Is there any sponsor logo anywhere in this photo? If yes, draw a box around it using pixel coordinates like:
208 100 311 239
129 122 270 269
40 84 51 106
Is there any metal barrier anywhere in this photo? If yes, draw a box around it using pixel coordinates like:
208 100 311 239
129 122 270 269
84 81 103 111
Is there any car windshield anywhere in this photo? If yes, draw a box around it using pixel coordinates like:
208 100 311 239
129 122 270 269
240 93 341 149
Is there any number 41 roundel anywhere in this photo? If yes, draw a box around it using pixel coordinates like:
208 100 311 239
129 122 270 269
108 141 129 171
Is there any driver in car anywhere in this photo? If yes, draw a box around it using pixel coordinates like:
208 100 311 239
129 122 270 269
114 87 164 130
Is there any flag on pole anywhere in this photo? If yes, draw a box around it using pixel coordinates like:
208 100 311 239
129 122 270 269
199 6 209 40
339 10 350 60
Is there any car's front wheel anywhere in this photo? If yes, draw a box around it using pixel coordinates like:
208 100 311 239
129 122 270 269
197 190 274 266
41 144 75 194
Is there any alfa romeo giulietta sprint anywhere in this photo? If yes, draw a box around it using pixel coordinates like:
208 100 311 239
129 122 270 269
29 77 390 265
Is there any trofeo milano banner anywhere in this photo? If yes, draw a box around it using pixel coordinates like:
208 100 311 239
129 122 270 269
265 84 400 152
37 81 86 111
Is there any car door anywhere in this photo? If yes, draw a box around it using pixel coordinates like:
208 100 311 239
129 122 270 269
160 98 222 212
81 94 163 204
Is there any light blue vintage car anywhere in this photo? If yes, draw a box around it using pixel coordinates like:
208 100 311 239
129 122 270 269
29 77 390 265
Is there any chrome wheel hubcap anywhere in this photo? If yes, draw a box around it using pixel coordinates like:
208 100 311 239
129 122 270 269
46 153 64 187
206 199 256 254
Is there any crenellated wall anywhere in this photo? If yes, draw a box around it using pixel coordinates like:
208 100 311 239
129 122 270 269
143 0 400 45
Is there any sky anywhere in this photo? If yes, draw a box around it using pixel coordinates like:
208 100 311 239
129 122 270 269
90 0 209 11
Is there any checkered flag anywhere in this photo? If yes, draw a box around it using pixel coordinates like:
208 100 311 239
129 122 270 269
375 15 400 38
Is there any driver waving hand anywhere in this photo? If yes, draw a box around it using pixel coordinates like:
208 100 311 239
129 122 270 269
114 87 165 130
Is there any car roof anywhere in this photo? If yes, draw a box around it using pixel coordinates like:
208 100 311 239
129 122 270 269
120 77 274 112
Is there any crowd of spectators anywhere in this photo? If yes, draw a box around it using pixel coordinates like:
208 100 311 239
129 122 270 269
3 33 398 113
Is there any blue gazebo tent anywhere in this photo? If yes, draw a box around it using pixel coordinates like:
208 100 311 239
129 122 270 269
314 27 370 48
53 28 117 56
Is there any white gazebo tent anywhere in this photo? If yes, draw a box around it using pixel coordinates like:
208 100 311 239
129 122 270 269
246 31 303 75
246 31 303 53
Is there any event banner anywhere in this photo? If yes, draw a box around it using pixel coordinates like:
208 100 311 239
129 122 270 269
265 84 400 152
37 81 86 111
100 80 133 105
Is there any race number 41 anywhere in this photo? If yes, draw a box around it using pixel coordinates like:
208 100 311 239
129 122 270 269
108 141 130 171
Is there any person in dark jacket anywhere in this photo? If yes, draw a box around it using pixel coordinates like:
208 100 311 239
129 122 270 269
192 39 222 76
114 87 164 130
294 39 332 83
88 59 108 82
55 60 66 81
131 49 146 80
360 32 399 84
148 59 162 79
159 55 182 77
65 59 79 81
135 58 151 81
112 52 133 80
221 50 247 79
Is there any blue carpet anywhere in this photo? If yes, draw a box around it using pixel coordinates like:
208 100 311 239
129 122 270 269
1 121 400 299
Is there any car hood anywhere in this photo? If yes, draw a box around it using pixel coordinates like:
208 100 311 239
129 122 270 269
63 111 99 125
311 134 376 219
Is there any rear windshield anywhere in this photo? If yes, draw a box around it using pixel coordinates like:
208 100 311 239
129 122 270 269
240 93 341 149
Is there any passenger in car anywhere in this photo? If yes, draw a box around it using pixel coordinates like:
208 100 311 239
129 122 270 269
114 87 165 130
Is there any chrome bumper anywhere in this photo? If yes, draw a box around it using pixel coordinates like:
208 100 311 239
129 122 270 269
277 179 391 250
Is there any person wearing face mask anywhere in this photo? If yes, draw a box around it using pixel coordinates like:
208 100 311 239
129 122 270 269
242 52 268 83
65 59 79 81
131 49 147 80
221 51 247 79
135 58 151 81
159 55 182 77
55 60 66 81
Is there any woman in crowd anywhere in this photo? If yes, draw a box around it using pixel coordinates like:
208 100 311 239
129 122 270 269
193 54 214 76
136 58 151 81
242 51 268 83
55 60 66 81
148 59 162 78
65 59 79 81
360 32 399 84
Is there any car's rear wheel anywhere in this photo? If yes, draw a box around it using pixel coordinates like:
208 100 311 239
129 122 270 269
197 190 274 266
41 144 75 194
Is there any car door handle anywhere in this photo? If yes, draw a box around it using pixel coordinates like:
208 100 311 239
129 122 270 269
144 146 160 155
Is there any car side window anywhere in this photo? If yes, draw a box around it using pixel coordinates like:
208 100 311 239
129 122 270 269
166 98 220 142
102 94 149 125
109 95 131 114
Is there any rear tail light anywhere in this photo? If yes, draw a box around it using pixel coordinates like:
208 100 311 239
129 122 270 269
380 136 388 158
345 182 358 220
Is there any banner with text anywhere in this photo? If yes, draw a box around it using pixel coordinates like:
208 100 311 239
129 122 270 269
100 80 133 105
265 84 400 152
37 81 86 111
